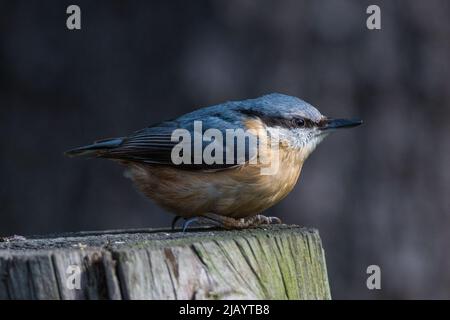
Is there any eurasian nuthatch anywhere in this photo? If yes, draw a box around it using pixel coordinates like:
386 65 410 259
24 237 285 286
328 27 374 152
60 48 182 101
66 93 362 229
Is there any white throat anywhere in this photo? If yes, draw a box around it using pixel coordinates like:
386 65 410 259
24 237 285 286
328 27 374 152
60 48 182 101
267 126 328 159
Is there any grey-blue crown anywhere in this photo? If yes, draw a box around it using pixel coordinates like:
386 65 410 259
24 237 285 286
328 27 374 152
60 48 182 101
236 93 323 122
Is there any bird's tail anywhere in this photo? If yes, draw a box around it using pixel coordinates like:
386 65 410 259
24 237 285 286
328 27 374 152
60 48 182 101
64 137 124 158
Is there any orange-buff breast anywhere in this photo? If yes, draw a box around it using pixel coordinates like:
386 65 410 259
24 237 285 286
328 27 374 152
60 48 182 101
125 143 303 219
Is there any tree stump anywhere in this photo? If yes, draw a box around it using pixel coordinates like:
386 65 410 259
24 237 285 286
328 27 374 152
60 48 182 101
0 225 331 300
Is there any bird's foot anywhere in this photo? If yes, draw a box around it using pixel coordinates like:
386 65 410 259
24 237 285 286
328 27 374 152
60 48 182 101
194 213 282 230
233 214 282 228
244 214 282 227
177 213 282 232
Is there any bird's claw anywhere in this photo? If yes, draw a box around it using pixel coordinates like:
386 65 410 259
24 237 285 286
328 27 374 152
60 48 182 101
243 214 282 227
174 213 283 232
198 213 283 229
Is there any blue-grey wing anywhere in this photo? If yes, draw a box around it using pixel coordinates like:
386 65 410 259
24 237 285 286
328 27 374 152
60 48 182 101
105 109 258 170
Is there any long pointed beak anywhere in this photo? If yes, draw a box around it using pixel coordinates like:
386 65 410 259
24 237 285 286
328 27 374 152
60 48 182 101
320 118 363 130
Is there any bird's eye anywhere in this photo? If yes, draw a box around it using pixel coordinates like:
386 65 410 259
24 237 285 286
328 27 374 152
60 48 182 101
294 118 305 127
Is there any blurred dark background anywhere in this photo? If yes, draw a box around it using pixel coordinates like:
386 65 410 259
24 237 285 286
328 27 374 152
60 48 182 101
1 0 449 299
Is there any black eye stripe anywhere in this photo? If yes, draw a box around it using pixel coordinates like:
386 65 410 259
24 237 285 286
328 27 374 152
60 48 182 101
238 109 316 129
303 119 315 128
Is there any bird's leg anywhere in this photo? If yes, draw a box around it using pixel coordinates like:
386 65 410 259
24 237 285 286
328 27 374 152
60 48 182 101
171 216 183 230
180 213 283 231
201 213 282 229
182 216 224 232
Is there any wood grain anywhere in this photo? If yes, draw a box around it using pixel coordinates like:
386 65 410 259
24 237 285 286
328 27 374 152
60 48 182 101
0 225 331 300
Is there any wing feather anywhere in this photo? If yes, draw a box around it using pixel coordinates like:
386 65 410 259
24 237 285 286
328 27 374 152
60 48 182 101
101 108 261 170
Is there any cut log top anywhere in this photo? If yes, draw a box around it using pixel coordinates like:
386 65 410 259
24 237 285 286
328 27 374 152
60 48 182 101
0 225 331 300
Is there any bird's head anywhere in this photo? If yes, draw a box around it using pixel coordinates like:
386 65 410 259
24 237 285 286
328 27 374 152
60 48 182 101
239 93 362 160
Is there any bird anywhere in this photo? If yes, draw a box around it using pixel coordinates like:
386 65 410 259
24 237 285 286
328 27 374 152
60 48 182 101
65 93 362 230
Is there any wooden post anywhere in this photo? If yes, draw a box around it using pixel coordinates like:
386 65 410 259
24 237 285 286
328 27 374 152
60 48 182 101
0 225 331 300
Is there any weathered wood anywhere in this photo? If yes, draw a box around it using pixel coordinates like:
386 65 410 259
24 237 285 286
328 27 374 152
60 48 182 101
0 225 331 300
